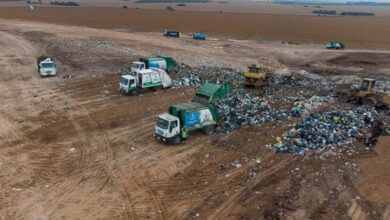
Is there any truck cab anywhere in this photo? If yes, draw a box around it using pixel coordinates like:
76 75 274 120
155 113 181 143
131 61 146 74
38 58 56 77
244 65 268 88
120 75 137 94
193 33 207 40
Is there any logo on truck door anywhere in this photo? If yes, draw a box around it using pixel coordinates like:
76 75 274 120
185 112 200 127
199 109 213 123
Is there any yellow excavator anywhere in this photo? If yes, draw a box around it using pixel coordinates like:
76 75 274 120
338 78 390 107
244 65 268 88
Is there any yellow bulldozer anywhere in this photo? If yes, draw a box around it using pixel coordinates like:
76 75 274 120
243 65 268 88
338 78 390 107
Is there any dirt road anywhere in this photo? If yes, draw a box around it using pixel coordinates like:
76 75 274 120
0 19 389 219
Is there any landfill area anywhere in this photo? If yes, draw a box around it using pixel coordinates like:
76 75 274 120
0 19 390 220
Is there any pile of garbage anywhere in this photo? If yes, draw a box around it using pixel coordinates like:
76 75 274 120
274 107 379 154
172 73 204 88
215 90 287 133
291 95 335 117
171 65 244 89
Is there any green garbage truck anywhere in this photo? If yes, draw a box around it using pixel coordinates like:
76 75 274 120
131 56 177 74
326 41 345 50
155 81 233 144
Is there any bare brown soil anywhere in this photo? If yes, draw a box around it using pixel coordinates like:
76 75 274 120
358 136 390 204
2 0 390 17
0 19 389 219
1 7 390 49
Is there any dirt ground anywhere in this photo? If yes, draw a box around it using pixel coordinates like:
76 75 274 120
1 7 390 49
0 19 389 219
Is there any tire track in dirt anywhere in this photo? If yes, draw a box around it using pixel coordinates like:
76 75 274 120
71 104 137 220
208 155 297 220
0 30 138 219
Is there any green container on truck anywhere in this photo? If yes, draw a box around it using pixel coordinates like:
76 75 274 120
193 81 233 104
155 81 234 144
131 56 177 74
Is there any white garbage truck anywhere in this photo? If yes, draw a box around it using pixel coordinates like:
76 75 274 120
120 68 172 95
37 56 56 77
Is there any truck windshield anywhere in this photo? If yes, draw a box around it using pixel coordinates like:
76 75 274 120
157 118 169 129
41 63 54 68
120 77 129 85
249 67 259 73
132 63 140 69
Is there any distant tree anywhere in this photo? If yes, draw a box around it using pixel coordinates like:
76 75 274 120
312 10 336 15
340 11 375 16
50 1 80 6
166 6 175 11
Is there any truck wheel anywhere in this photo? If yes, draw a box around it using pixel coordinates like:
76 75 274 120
154 86 162 91
170 135 182 145
131 90 138 96
203 125 215 135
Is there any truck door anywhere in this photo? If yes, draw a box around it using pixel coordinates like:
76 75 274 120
169 120 179 136
138 74 142 88
129 79 135 88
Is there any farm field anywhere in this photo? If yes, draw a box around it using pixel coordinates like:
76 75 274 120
1 7 390 49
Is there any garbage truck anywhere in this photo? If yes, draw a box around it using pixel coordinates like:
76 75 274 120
155 102 218 144
326 41 345 50
155 81 233 144
192 33 207 40
164 30 181 38
120 68 172 95
37 56 56 77
131 56 177 74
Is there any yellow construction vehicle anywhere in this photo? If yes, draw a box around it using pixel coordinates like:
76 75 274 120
244 65 268 88
338 78 390 107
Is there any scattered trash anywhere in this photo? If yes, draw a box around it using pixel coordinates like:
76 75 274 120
215 90 286 133
172 73 203 88
231 162 242 168
68 147 76 152
292 96 334 117
171 65 244 89
274 106 379 154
